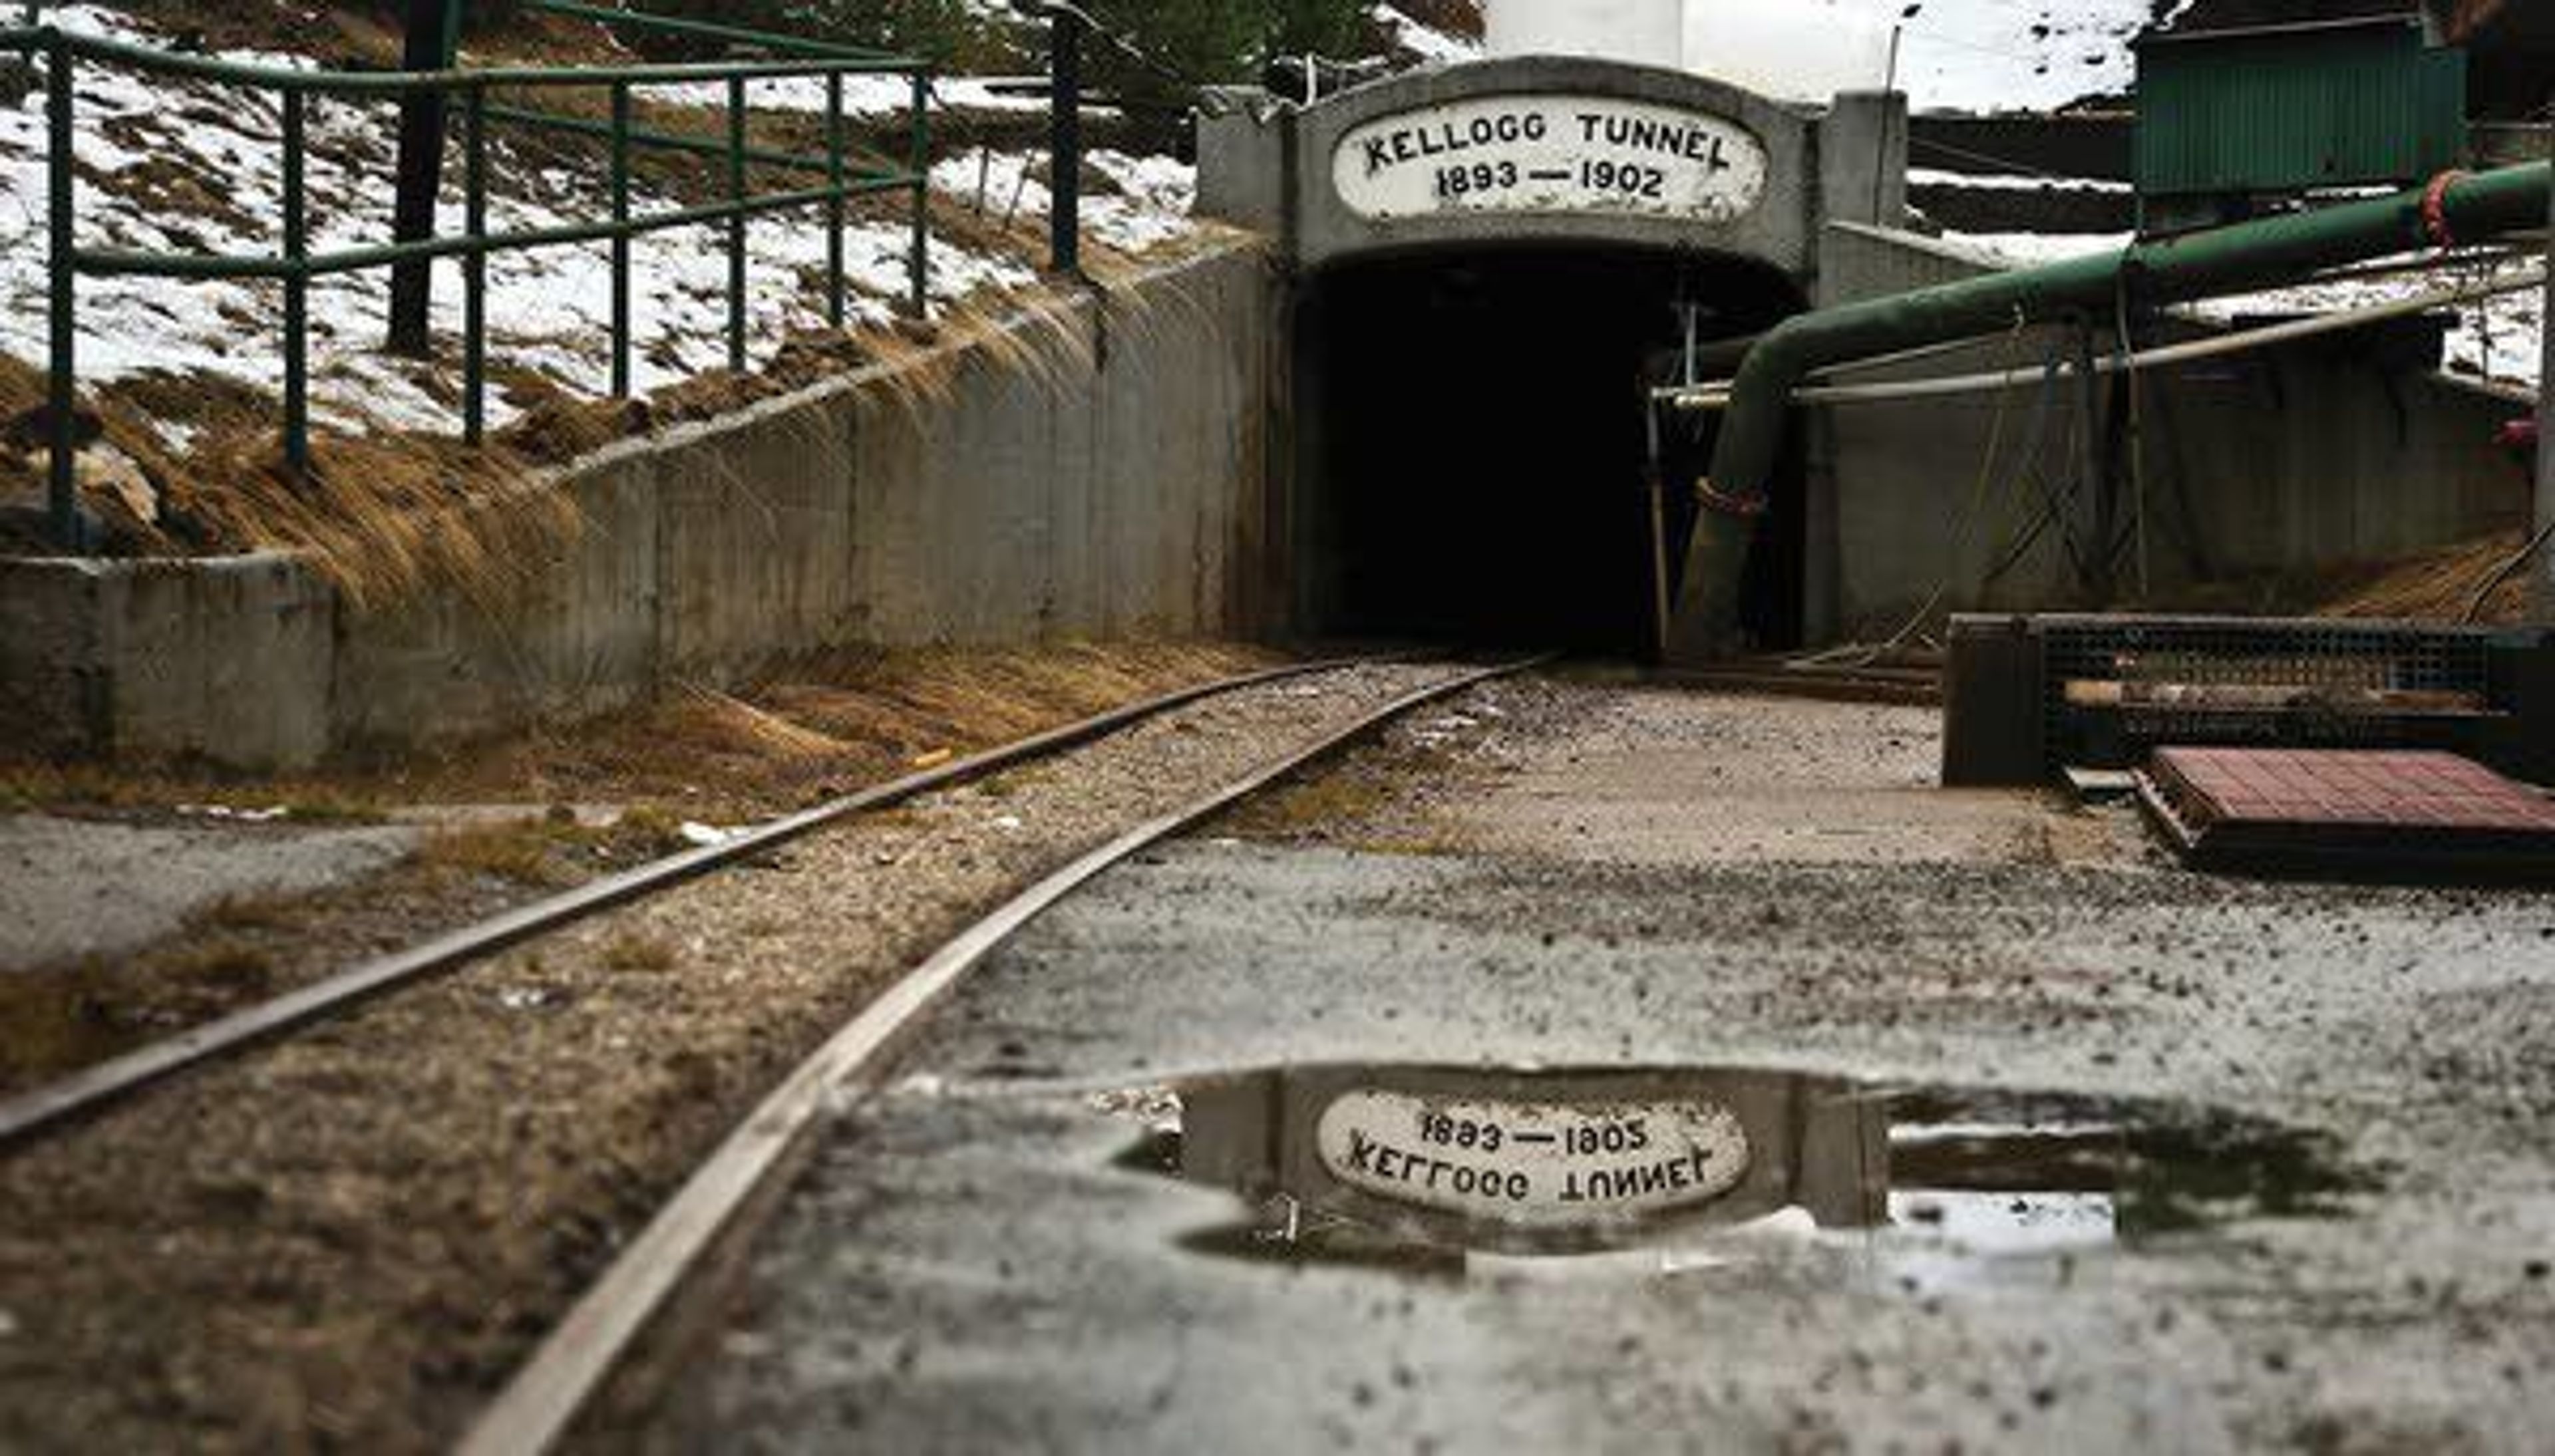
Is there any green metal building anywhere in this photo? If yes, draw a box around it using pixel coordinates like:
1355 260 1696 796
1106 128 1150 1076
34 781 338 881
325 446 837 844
2135 16 2468 233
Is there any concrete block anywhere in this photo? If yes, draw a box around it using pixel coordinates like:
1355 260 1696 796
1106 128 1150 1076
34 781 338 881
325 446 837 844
0 553 333 769
1817 90 1909 232
1940 615 2045 787
1195 90 1290 237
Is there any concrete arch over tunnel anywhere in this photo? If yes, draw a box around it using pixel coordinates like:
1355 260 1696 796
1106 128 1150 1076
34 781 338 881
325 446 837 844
1195 53 1910 656
1289 244 1811 656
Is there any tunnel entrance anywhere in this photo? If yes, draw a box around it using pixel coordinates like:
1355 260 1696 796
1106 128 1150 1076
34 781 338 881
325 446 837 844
1293 245 1808 658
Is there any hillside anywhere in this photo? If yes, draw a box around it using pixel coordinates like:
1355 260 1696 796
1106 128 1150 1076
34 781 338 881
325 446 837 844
0 2 1211 564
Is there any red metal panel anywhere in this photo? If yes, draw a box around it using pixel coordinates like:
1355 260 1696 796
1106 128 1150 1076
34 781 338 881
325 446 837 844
2156 748 2555 832
2139 748 2555 877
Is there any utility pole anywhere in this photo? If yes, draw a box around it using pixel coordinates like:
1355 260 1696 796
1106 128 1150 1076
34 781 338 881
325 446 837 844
387 0 464 356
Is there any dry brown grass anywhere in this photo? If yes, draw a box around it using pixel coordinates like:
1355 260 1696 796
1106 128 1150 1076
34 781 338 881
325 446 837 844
417 821 569 887
349 640 1282 823
2 357 587 613
2312 529 2533 625
601 934 679 974
196 895 304 935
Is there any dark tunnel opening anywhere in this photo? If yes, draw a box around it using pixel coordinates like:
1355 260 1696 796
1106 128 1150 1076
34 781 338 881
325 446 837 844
1292 245 1808 658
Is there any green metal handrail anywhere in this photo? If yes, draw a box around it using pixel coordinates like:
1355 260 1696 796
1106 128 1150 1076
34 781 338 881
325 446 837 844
2 17 937 546
520 0 899 63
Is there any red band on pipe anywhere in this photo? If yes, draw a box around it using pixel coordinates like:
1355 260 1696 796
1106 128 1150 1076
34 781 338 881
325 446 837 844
1695 480 1767 519
2421 170 2470 250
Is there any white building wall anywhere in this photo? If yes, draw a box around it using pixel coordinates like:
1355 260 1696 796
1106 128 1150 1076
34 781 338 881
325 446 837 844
1482 0 1684 70
1482 0 1901 102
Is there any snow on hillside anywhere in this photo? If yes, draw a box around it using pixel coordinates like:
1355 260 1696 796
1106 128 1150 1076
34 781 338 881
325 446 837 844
0 6 1200 448
1370 3 1478 67
1896 0 2188 115
1371 1 2185 114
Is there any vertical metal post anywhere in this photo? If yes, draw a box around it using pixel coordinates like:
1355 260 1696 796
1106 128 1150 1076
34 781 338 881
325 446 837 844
824 71 845 330
388 0 464 355
1047 9 1082 277
908 70 930 319
2076 322 2109 603
463 81 488 445
281 87 311 477
44 31 75 547
726 73 746 373
610 80 631 398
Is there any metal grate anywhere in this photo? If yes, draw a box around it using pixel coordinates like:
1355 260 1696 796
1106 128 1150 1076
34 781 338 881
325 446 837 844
2036 615 2502 769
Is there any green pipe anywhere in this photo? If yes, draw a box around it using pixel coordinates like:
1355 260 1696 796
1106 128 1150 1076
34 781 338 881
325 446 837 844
1667 161 2555 662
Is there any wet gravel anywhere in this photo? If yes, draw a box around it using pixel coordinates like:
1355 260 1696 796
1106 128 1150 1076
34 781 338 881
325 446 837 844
0 658 1459 1454
653 678 2555 1454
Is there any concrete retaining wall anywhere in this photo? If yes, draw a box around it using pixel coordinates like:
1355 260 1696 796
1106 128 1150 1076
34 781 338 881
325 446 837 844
1 243 1281 769
1806 224 2538 639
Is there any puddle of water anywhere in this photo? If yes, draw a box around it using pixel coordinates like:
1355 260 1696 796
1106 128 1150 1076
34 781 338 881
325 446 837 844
1105 1064 2363 1282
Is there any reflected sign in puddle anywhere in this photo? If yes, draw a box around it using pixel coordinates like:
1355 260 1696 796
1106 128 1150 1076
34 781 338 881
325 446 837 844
1107 1065 2362 1280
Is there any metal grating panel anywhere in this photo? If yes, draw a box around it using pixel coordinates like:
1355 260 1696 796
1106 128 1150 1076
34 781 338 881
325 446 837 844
2037 615 2500 770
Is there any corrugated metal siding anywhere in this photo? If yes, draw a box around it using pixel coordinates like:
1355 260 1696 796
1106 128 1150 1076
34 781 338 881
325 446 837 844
2136 32 2469 198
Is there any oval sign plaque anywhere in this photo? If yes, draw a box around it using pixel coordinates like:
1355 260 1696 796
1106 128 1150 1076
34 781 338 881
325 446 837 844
1313 1087 1751 1227
1331 94 1769 224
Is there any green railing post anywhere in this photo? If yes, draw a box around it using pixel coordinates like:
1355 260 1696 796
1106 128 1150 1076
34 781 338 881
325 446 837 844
726 74 747 372
609 80 631 397
13 23 934 469
44 29 75 547
463 80 488 444
1045 7 1081 277
824 71 844 330
908 70 930 319
281 87 311 477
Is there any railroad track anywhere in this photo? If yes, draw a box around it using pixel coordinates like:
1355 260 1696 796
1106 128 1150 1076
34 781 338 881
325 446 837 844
0 654 1429 1149
456 656 1543 1454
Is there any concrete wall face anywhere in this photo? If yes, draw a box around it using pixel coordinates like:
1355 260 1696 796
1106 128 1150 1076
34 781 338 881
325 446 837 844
1815 225 2536 635
3 245 1278 769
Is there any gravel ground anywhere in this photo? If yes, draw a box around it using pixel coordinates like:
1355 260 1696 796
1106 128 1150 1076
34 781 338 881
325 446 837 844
0 658 1458 1453
0 816 420 970
652 676 2555 1454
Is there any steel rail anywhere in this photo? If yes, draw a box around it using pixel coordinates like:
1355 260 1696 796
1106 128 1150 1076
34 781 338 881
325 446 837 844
456 656 1546 1456
0 657 1399 1151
